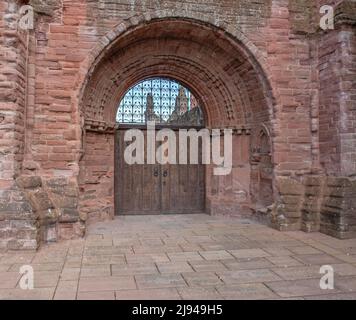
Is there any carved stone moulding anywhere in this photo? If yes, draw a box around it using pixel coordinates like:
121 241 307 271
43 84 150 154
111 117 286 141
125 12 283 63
84 119 116 134
212 126 252 136
335 0 356 26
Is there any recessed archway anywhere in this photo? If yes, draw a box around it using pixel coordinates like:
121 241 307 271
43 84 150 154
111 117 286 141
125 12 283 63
78 17 275 222
115 77 207 216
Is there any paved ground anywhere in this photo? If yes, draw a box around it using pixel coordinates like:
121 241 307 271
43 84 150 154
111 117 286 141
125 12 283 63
1 214 356 300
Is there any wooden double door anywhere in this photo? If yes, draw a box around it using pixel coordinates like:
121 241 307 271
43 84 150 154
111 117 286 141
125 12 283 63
115 127 205 215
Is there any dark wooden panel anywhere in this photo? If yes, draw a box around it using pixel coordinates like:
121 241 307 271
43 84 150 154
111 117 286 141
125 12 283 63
115 128 205 215
161 131 205 214
116 130 161 215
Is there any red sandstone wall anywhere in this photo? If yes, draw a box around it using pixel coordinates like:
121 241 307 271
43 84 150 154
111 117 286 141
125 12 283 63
0 0 320 246
0 0 27 180
339 27 356 175
79 131 114 223
318 27 356 176
0 0 39 250
208 134 252 217
25 0 315 179
1 0 356 249
316 0 356 176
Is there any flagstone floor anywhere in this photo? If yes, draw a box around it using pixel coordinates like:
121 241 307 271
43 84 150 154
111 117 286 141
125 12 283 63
1 214 356 300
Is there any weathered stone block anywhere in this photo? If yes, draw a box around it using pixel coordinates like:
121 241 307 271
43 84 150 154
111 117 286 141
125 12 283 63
16 176 42 190
58 221 85 240
277 178 304 196
0 201 33 215
29 0 62 17
28 191 55 212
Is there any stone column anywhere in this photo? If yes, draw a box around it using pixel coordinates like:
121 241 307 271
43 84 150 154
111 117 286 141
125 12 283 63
0 0 39 250
301 1 356 239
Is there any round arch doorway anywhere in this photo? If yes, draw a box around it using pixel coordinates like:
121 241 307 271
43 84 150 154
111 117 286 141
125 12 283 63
79 18 275 224
115 77 207 216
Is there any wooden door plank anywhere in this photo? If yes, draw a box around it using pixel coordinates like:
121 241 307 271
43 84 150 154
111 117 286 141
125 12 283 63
116 128 206 215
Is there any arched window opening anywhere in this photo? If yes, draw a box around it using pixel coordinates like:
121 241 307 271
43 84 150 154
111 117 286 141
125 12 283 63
116 78 204 126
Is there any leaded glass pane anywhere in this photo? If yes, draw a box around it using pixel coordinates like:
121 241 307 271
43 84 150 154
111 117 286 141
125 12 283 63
116 78 204 126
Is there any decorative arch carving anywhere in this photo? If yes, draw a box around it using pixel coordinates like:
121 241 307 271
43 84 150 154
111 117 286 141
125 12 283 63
77 15 276 131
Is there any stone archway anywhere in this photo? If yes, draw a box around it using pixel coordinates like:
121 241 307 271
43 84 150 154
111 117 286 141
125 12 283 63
78 17 275 223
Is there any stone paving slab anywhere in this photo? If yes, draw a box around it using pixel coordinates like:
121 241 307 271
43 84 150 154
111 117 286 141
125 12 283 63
216 283 278 300
1 214 356 300
133 245 182 254
199 250 234 261
1 253 34 265
333 264 356 276
293 254 343 266
157 262 194 274
0 272 21 289
271 266 322 281
182 272 223 287
189 260 228 272
263 248 293 256
265 279 341 298
305 292 356 300
266 256 304 267
111 263 158 276
288 246 324 255
53 280 78 300
167 252 204 262
125 253 170 264
26 271 60 289
9 263 63 272
0 265 11 272
334 276 356 292
115 288 181 300
82 255 126 266
77 291 116 300
217 269 282 284
178 287 223 300
78 276 136 292
333 254 356 264
179 244 203 252
81 265 111 277
135 274 187 289
0 288 55 300
60 268 81 281
222 258 275 270
228 249 271 259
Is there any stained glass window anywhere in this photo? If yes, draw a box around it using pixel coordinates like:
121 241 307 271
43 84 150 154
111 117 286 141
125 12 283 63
116 78 204 126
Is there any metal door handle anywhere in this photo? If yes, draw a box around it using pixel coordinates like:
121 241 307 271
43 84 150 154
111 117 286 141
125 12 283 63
163 170 168 178
154 168 159 177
